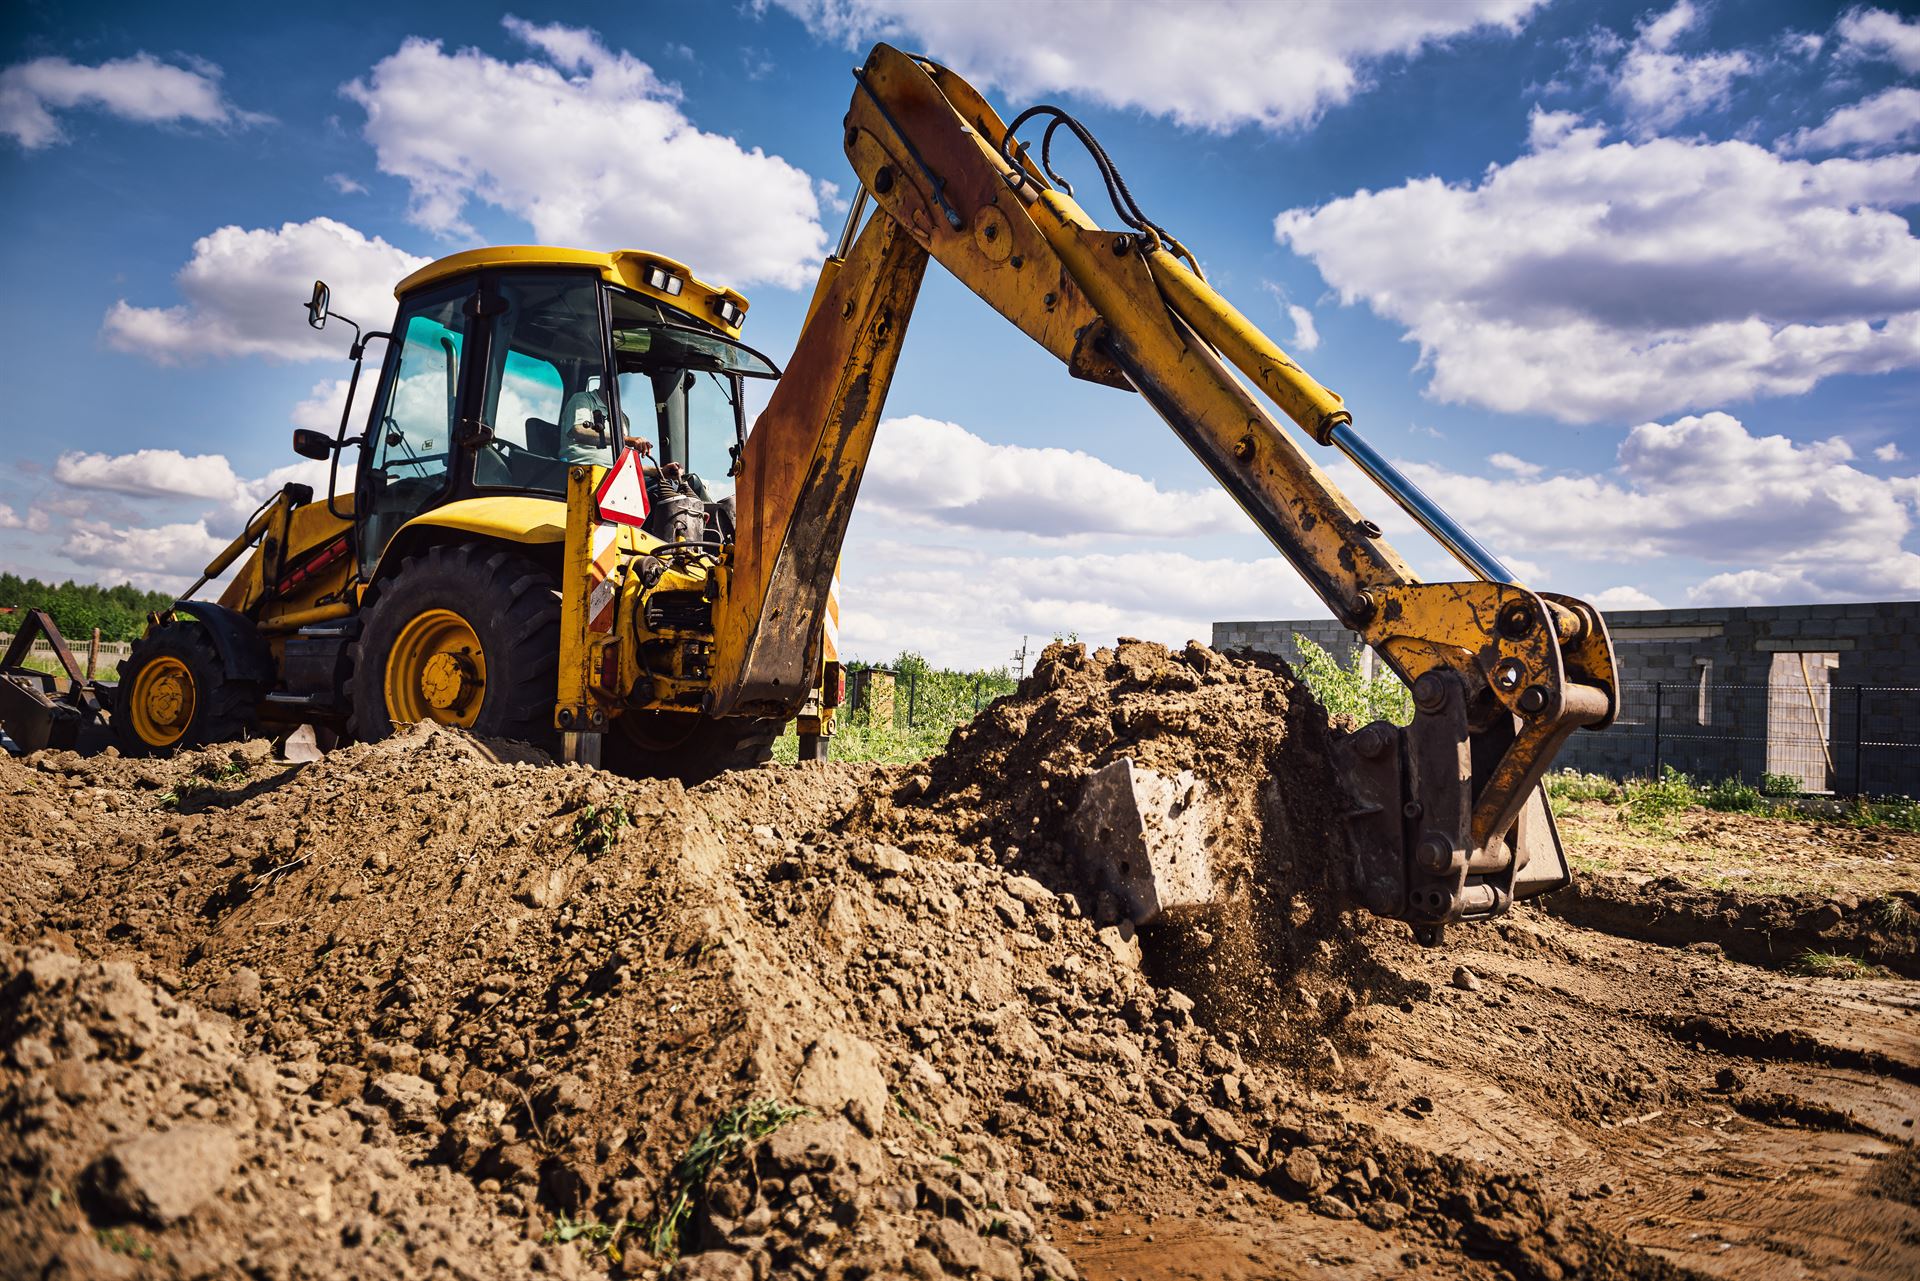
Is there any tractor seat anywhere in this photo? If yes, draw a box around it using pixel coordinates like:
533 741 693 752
525 417 561 458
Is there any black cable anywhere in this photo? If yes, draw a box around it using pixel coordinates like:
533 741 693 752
1000 105 1201 275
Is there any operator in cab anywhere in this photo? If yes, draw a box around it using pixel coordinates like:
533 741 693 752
559 384 630 467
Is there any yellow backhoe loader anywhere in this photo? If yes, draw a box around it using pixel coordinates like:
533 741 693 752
5 45 1616 941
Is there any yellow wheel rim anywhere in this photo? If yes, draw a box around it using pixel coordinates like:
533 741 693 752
129 655 196 748
384 608 487 728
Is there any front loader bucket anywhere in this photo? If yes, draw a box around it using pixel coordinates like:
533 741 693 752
0 609 109 754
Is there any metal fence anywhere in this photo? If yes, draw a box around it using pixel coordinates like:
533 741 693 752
845 665 1018 729
1557 681 1920 797
0 632 131 680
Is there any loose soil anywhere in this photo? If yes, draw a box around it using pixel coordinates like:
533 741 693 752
2 640 1914 1280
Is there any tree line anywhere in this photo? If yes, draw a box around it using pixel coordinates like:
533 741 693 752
0 574 175 644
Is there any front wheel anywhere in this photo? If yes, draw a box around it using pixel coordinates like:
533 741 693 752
113 621 258 755
348 545 560 747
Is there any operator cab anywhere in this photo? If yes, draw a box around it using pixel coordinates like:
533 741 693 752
300 248 777 577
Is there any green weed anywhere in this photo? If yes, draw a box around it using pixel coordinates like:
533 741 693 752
645 1099 809 1260
1621 767 1698 827
1546 771 1623 805
542 1214 635 1263
96 1228 154 1260
1872 896 1916 930
1760 772 1802 798
571 804 631 854
1790 950 1886 980
1701 777 1772 815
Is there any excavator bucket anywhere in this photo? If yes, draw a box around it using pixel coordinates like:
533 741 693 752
0 610 110 753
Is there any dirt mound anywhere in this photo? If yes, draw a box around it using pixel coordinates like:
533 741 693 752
1539 873 1920 977
0 942 532 1281
839 639 1392 1053
3 644 1890 1280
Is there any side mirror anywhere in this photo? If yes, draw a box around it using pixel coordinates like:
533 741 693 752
292 428 335 461
305 280 331 330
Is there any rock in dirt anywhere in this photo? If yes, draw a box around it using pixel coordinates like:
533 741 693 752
792 1030 889 1134
88 1124 238 1225
674 1251 755 1280
1451 965 1481 992
1069 757 1215 925
369 1071 440 1126
280 723 325 763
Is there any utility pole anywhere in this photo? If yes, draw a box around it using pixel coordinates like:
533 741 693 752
1013 635 1029 681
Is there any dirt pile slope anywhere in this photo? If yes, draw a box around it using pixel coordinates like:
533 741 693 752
0 644 1816 1281
841 639 1386 1050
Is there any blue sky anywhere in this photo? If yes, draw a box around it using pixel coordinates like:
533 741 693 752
4 0 1920 667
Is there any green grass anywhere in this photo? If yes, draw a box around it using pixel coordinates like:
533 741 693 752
153 755 251 810
1872 895 1916 930
1701 776 1773 815
1621 767 1699 828
96 1228 153 1260
1549 767 1920 834
13 654 121 683
645 1099 808 1260
1790 950 1888 980
1847 795 1920 833
773 714 958 765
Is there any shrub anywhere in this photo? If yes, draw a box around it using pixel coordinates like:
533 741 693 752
1622 766 1697 826
1290 635 1412 726
1545 771 1622 805
1702 777 1770 814
1760 772 1801 797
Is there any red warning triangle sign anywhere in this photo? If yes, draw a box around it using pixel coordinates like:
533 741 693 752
593 446 651 527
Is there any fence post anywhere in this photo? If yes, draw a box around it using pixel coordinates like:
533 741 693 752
1651 682 1663 775
86 628 100 681
1853 684 1865 798
907 671 918 728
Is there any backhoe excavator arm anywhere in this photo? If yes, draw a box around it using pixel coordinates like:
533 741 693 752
710 44 1618 940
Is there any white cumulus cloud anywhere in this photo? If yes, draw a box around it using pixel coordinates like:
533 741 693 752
1286 304 1321 353
343 17 827 288
837 541 1325 668
1779 86 1920 156
0 504 22 530
1610 2 1754 136
1876 441 1905 461
861 415 1243 541
102 217 429 363
1837 6 1920 74
0 52 260 150
1589 585 1664 610
63 517 228 585
1488 452 1542 477
53 449 245 503
1276 112 1920 422
1395 412 1920 603
767 0 1544 133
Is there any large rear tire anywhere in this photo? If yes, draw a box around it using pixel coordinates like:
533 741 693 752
604 709 779 784
113 621 258 756
348 545 561 748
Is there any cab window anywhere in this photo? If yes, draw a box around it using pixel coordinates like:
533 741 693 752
359 284 466 571
475 273 611 492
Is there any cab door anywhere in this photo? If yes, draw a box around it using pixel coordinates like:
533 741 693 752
356 280 474 576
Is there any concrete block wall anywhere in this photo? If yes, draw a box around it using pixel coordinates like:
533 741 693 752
1213 602 1920 795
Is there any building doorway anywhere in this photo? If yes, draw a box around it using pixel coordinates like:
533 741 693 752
1766 651 1838 791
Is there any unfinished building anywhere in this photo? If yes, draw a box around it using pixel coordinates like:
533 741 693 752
1214 602 1920 797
